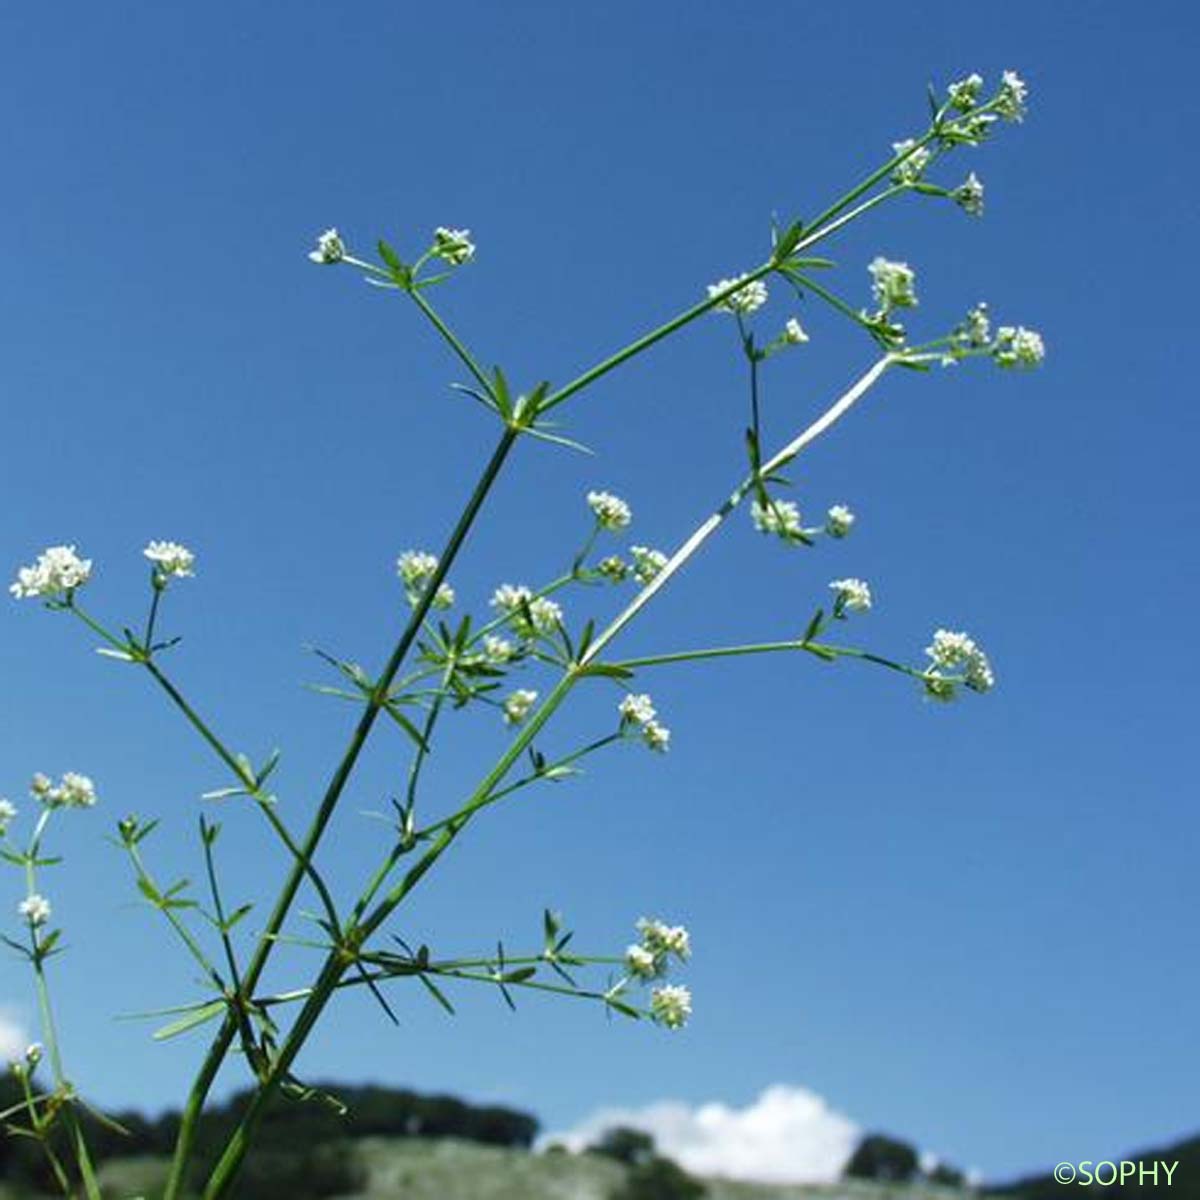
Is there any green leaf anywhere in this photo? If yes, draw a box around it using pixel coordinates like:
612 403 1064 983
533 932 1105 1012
153 1000 226 1041
501 966 537 984
803 608 825 643
418 973 456 1016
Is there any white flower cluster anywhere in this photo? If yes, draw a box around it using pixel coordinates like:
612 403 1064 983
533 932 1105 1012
587 490 632 531
963 303 992 347
707 273 768 315
618 693 671 752
954 172 985 217
868 257 918 312
308 228 345 264
18 894 51 927
630 546 667 586
650 984 692 1030
626 916 691 982
948 72 984 111
144 540 195 580
783 317 809 345
502 688 538 726
891 137 932 183
996 70 1028 122
826 504 855 538
830 578 872 613
925 628 996 696
482 634 516 664
433 226 475 265
10 545 92 600
994 325 1045 369
490 584 563 637
31 771 97 809
396 550 454 609
597 555 629 583
751 498 802 540
0 798 16 834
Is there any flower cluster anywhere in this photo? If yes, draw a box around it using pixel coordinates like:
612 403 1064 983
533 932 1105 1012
626 916 691 981
502 688 538 726
650 984 692 1030
144 540 195 581
891 137 932 184
587 490 632 531
308 228 345 264
490 584 563 637
397 550 455 609
868 257 918 313
830 578 872 613
597 555 629 583
18 894 51 927
0 798 16 835
707 273 768 315
630 546 668 586
996 70 1028 122
10 545 92 600
947 72 984 111
924 628 996 698
31 771 97 809
482 634 516 664
432 227 475 266
994 325 1046 369
783 317 809 345
954 172 985 217
751 498 803 540
826 504 855 538
618 693 671 752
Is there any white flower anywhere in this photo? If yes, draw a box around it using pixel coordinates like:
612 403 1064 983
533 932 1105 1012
490 585 562 636
431 583 455 609
962 303 991 347
307 228 345 264
29 774 52 799
783 317 809 345
397 550 439 590
891 138 932 183
642 720 671 753
954 172 985 217
925 629 995 694
826 504 855 538
707 274 768 315
19 894 51 927
630 546 668 586
830 578 872 612
625 944 659 980
994 325 1045 369
23 1043 42 1067
0 798 16 832
502 688 538 726
948 72 984 111
751 499 802 539
587 490 632 531
651 984 692 1029
965 651 996 693
618 693 657 726
482 635 515 664
926 629 978 668
996 70 1028 122
144 541 195 579
527 596 562 633
868 257 918 312
637 919 691 963
597 555 629 583
433 226 475 265
10 545 93 600
491 583 532 612
54 772 97 809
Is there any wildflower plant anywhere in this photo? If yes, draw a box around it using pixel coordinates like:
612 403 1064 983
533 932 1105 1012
6 70 1042 1198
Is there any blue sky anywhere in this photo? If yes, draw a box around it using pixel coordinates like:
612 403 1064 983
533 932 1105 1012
2 0 1197 1183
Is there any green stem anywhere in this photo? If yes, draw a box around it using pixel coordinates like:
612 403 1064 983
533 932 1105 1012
408 288 494 396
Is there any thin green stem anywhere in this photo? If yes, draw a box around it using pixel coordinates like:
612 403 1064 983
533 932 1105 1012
407 288 494 396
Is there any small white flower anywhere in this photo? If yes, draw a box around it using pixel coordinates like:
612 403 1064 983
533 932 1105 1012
625 944 659 980
996 70 1028 122
926 629 978 669
433 226 475 265
490 585 562 636
482 635 516 664
891 138 932 183
55 772 97 809
23 1043 42 1067
491 583 531 612
19 894 51 927
868 257 918 312
925 629 995 694
502 688 538 726
597 555 629 583
707 274 768 315
587 490 632 531
826 504 855 538
618 693 657 726
29 774 52 799
651 984 692 1029
751 499 802 539
0 798 16 832
993 325 1045 369
642 720 671 753
527 596 563 633
783 317 809 345
965 651 996 694
962 303 991 347
10 545 93 600
830 578 872 612
954 172 985 217
948 72 984 111
637 918 691 963
398 550 453 607
308 228 345 264
144 541 195 579
630 546 668 586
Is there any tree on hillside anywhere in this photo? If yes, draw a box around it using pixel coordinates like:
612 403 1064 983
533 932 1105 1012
845 1133 920 1182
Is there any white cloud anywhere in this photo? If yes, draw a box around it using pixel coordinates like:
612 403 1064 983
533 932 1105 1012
545 1084 861 1184
0 1008 29 1063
